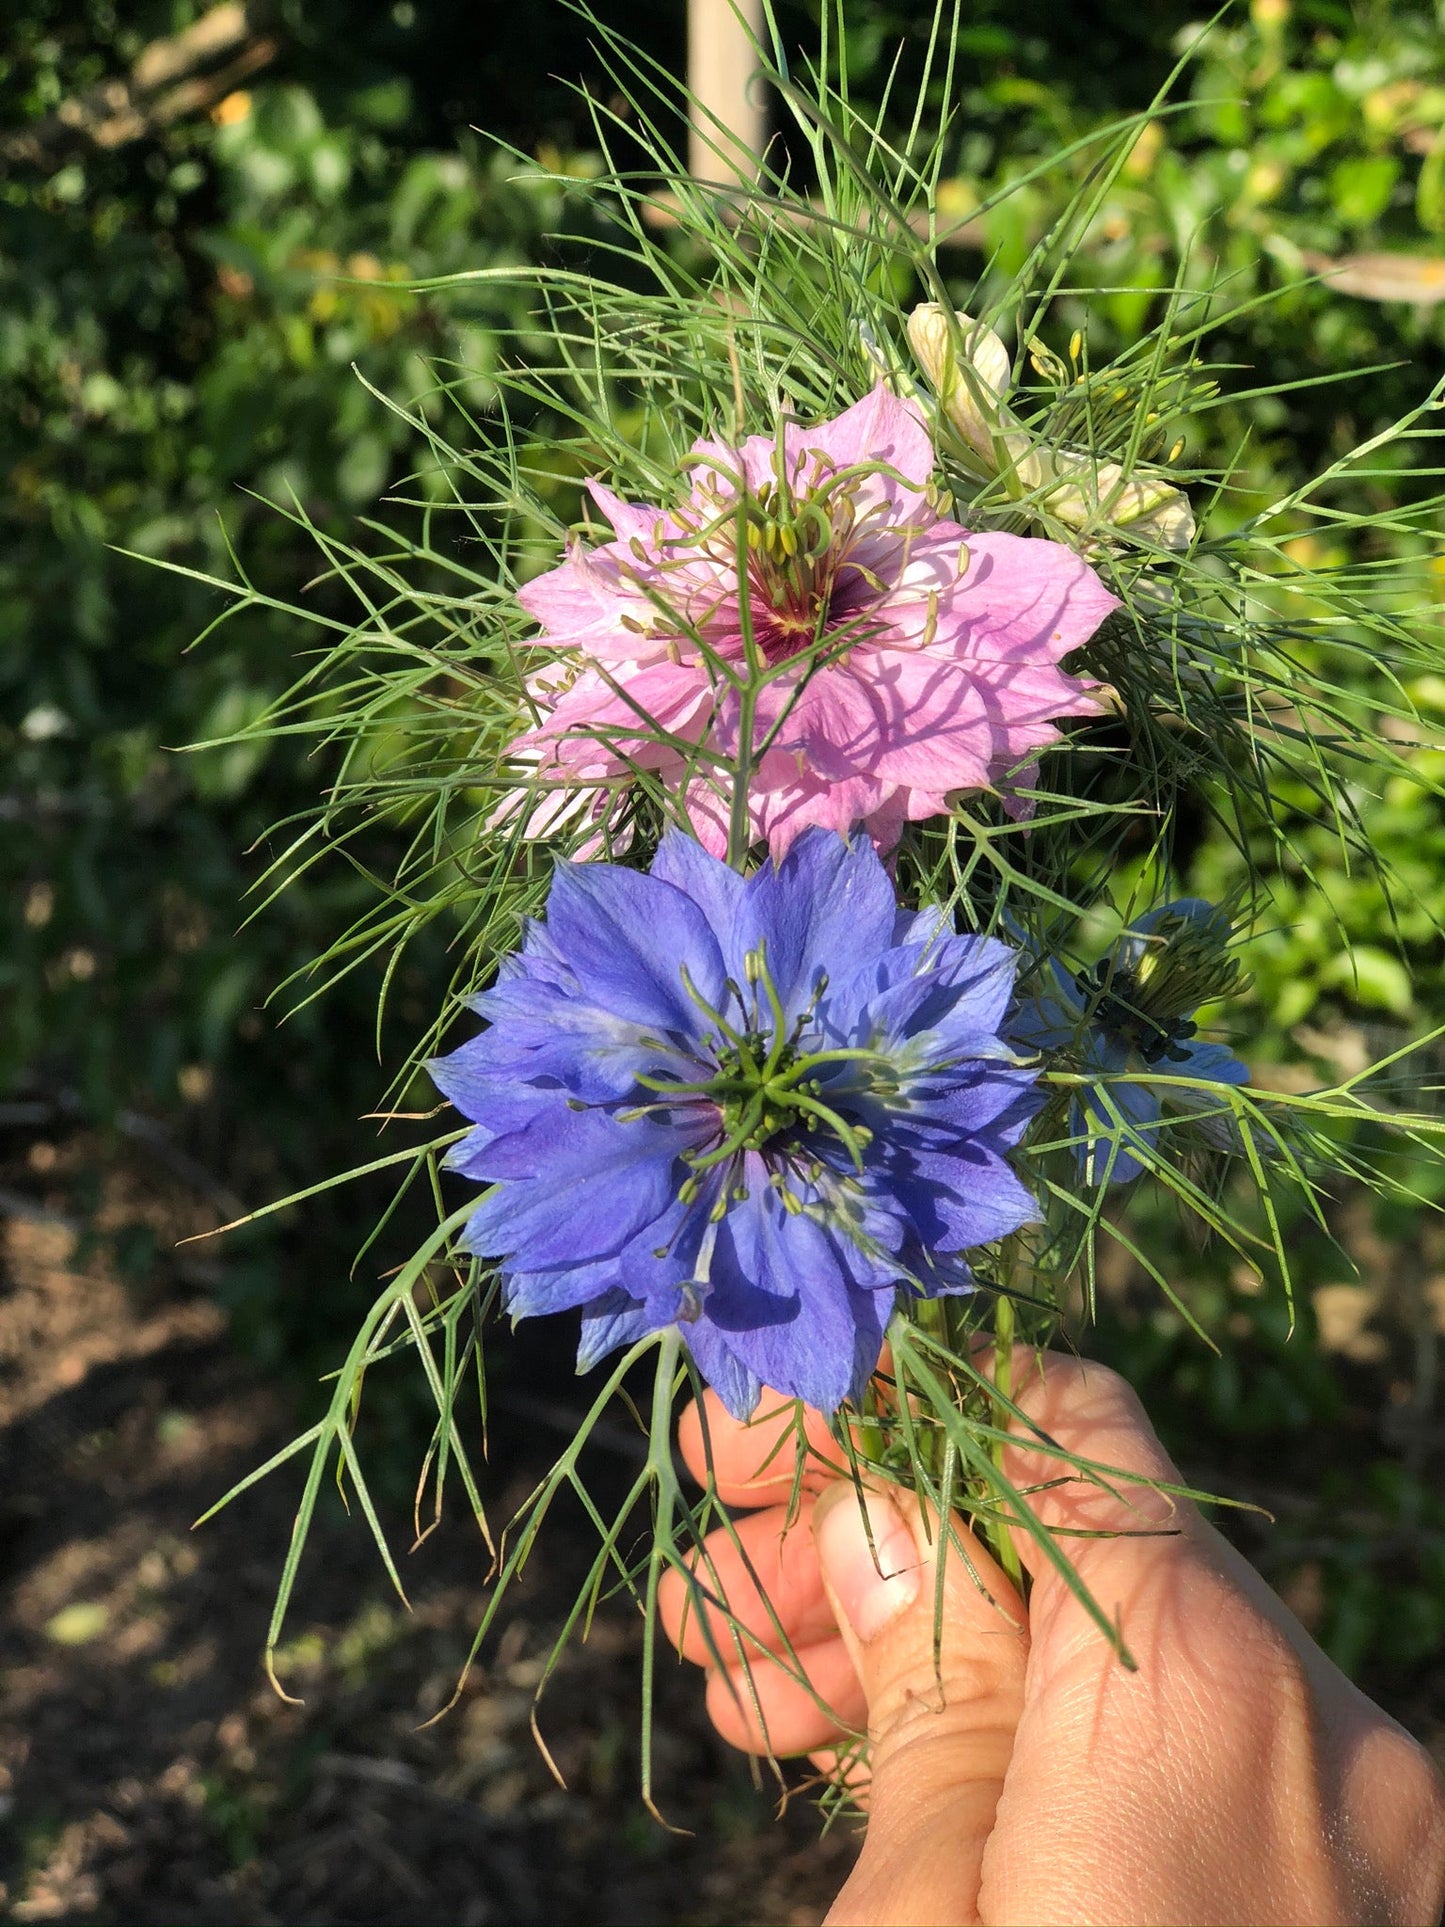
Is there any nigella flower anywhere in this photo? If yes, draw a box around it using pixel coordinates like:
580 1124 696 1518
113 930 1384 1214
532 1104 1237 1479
430 829 1041 1417
1011 899 1249 1185
503 383 1118 859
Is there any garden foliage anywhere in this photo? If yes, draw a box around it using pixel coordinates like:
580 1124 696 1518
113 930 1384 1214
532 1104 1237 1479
5 0 1445 1685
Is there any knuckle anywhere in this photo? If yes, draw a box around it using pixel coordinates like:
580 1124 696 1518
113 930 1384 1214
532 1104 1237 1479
1034 1352 1131 1410
1365 1722 1445 1836
870 1649 1021 1761
868 1689 1017 1821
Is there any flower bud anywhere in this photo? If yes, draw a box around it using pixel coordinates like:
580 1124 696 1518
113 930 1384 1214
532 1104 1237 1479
906 302 1016 465
1041 454 1195 551
1115 899 1244 1025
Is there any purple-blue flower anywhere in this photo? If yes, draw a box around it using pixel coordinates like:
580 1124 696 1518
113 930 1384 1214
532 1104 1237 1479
1011 898 1249 1185
431 829 1041 1418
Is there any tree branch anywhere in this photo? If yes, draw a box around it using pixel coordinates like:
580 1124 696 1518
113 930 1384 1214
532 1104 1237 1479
2 2 280 168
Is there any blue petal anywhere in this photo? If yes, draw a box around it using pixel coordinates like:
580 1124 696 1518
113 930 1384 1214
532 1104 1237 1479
1121 896 1218 952
1163 1040 1248 1151
866 1140 1040 1253
513 917 576 986
892 904 951 949
506 1259 617 1317
437 1081 560 1176
702 1182 875 1412
504 1184 717 1317
1008 956 1084 1055
465 1166 673 1269
649 832 745 943
886 1066 1042 1151
679 1321 763 1421
904 1249 978 1297
826 933 1020 1049
459 1106 691 1267
576 1289 667 1372
544 860 728 1040
1176 1039 1249 1087
446 981 703 1104
1077 1079 1161 1185
733 829 897 1018
455 1095 687 1181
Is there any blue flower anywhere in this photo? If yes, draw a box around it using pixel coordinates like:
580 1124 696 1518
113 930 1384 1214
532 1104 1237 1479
431 829 1041 1418
1011 898 1249 1185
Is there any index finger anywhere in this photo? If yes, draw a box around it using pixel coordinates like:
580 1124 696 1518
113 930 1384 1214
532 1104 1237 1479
1002 1347 1189 1534
677 1386 848 1507
994 1347 1220 1640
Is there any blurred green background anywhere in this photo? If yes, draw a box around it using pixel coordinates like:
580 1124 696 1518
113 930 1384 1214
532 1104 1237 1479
2 1 1443 1920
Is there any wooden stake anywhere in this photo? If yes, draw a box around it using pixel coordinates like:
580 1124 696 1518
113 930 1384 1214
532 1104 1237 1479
687 0 766 185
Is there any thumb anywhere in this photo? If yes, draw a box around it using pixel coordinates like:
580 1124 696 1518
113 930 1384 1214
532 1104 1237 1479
813 1481 1029 1927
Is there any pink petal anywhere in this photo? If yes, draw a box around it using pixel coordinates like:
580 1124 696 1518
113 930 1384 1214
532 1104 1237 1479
505 384 1120 860
750 763 890 855
857 786 911 853
685 433 776 502
993 759 1041 823
678 780 731 857
516 543 654 658
586 480 664 546
903 787 952 821
944 529 1119 670
751 666 888 779
862 651 998 791
847 522 964 615
516 662 713 767
806 383 934 492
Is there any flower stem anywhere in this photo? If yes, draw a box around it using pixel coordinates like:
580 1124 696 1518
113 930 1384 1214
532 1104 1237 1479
726 681 759 871
640 1327 684 1822
727 491 763 872
989 1289 1025 1591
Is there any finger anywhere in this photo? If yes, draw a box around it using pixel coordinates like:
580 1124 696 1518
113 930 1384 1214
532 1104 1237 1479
1000 1348 1400 1679
994 1348 1207 1645
808 1744 873 1805
1002 1346 1187 1528
676 1386 847 1506
658 1501 837 1666
705 1634 867 1756
813 1481 1028 1927
979 1350 1438 1926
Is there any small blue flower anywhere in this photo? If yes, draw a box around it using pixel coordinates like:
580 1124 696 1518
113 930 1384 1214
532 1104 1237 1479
431 829 1041 1418
1011 898 1249 1185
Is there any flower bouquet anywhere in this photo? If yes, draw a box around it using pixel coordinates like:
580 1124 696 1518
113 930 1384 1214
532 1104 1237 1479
189 3 1445 1819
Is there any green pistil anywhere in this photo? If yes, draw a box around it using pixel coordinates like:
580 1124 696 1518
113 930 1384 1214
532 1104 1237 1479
643 939 890 1186
1077 962 1199 1065
1079 906 1242 1066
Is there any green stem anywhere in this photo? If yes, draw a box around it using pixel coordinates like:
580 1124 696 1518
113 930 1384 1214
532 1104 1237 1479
727 494 762 871
989 1290 1025 1590
726 681 758 871
640 1328 684 1821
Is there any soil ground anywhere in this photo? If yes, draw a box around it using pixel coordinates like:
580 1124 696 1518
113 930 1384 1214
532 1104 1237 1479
0 1151 857 1925
2 1141 1443 1925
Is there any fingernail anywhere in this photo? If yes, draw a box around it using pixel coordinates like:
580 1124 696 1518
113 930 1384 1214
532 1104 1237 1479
814 1484 921 1643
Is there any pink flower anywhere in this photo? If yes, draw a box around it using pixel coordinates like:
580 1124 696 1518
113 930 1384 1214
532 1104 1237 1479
506 383 1118 857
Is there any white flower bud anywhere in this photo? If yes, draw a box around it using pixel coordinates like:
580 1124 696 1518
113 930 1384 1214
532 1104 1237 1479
1041 455 1195 550
906 302 1017 466
908 304 1194 546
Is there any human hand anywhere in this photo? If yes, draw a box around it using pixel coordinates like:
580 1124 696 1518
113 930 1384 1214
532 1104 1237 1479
660 1350 1445 1926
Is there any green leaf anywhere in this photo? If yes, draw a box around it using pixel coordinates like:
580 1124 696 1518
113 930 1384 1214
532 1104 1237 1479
1318 946 1413 1015
1329 153 1401 226
1416 131 1445 235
